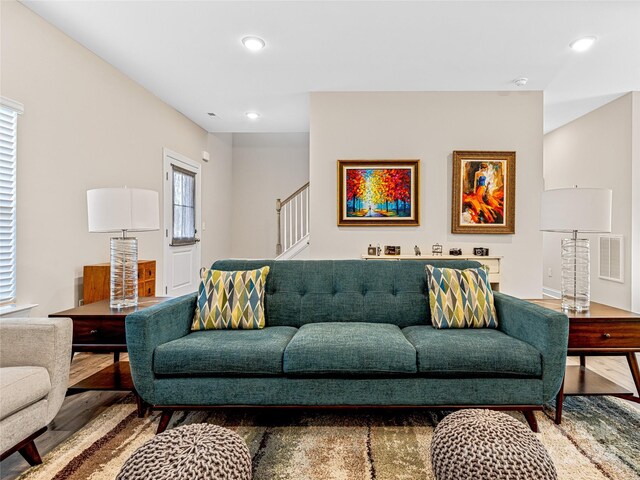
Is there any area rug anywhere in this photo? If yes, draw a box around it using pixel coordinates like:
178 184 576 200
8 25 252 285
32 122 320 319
17 396 639 480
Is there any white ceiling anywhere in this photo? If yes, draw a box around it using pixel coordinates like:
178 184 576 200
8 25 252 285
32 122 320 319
21 1 640 134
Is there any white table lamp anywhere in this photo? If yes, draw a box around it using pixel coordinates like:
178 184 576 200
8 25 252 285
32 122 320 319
87 188 159 308
540 186 612 312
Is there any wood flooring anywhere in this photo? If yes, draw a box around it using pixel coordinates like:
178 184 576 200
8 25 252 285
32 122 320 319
1 352 638 480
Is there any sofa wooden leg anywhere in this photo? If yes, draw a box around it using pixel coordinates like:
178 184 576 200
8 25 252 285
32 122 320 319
157 410 173 434
18 440 42 466
0 427 47 465
555 377 565 424
135 393 147 418
523 410 539 432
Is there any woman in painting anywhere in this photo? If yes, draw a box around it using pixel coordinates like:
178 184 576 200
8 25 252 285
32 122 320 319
474 163 490 199
464 163 504 224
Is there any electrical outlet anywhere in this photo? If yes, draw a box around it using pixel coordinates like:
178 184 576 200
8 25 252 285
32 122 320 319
79 299 84 306
547 268 553 277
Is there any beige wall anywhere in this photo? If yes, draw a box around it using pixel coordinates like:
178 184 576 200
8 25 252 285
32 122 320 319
309 91 544 298
1 1 230 315
543 93 633 310
231 133 309 259
203 132 233 267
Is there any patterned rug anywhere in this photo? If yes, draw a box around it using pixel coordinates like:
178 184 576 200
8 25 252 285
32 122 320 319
17 396 640 480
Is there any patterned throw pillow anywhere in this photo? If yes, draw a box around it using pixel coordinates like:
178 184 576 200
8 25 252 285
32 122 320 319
191 267 270 330
425 265 498 329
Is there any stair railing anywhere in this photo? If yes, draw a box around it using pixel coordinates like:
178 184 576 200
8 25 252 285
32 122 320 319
276 182 309 256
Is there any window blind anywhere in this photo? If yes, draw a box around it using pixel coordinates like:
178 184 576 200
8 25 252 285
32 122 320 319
0 101 21 305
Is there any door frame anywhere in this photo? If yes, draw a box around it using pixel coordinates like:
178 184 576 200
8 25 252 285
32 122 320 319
162 148 202 296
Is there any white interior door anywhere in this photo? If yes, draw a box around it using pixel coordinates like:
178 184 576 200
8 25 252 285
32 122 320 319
163 148 201 297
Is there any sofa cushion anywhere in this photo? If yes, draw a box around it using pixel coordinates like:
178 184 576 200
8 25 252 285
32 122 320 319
154 326 297 376
0 366 51 421
425 265 497 329
283 323 417 376
402 326 542 377
191 266 270 331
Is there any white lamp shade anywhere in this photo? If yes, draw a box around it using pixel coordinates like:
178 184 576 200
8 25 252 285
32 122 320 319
87 188 159 233
540 187 612 233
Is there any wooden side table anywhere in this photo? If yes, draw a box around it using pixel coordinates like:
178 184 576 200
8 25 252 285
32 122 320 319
527 299 640 424
49 297 170 417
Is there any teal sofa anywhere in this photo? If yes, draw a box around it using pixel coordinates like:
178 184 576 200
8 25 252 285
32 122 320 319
125 259 569 433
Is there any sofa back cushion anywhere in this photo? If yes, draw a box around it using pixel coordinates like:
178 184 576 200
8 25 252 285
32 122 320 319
212 259 481 328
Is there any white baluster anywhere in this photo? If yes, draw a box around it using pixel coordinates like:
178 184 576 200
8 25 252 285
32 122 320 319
305 188 310 236
294 194 299 244
288 202 293 248
298 192 303 241
283 206 288 251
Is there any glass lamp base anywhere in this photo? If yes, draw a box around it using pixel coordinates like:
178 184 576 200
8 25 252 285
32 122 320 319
110 237 138 309
561 238 590 312
561 302 590 313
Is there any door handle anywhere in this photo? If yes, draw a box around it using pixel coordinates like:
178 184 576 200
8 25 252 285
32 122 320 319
194 237 201 242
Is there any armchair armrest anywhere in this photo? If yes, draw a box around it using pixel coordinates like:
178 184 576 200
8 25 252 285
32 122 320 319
494 292 569 402
125 293 196 404
0 317 72 423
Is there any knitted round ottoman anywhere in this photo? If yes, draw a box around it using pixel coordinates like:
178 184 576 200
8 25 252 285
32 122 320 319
431 409 556 480
116 423 251 480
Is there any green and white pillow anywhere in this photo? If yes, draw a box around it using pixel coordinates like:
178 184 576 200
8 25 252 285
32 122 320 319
425 265 498 329
191 266 270 330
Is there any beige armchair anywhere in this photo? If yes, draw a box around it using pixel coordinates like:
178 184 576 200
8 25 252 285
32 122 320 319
0 317 72 465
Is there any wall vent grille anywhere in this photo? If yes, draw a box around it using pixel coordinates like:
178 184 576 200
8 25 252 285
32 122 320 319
599 235 624 283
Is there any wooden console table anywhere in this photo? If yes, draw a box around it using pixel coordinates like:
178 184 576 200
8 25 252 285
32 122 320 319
527 299 640 424
362 254 502 291
49 297 170 417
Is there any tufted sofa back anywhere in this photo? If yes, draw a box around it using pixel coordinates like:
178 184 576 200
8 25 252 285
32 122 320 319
211 259 481 328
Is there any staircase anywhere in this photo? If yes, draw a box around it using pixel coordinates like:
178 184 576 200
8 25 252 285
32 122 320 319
276 182 310 259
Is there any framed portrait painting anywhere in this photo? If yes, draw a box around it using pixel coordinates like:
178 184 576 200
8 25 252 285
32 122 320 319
337 160 419 226
451 151 515 234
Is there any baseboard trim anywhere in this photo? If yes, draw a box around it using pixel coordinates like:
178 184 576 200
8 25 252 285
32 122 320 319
542 287 561 299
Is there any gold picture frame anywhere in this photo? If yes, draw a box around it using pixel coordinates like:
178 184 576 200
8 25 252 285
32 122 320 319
451 151 515 234
337 159 420 226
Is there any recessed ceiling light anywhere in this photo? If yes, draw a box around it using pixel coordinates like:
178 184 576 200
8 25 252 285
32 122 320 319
246 111 260 120
569 36 596 52
242 36 265 51
514 77 528 87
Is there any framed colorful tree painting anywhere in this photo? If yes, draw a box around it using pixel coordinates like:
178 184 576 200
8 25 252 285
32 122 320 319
337 160 419 226
451 151 515 234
